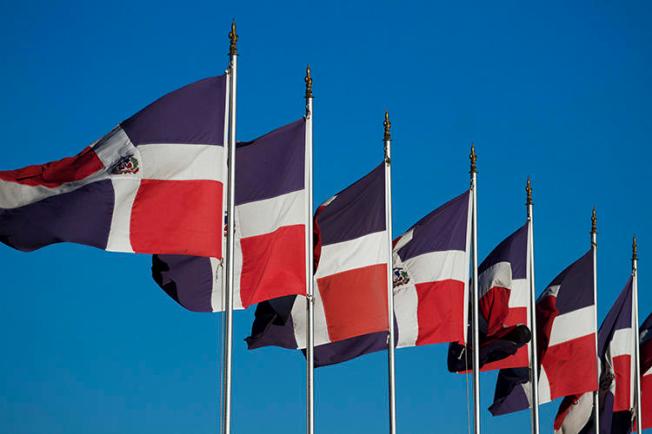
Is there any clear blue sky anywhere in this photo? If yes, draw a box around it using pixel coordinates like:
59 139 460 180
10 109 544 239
1 1 651 433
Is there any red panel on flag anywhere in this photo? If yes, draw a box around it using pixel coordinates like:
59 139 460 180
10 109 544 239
612 354 632 412
130 179 222 257
415 279 465 346
0 146 104 188
543 334 598 401
642 374 652 430
318 264 388 343
239 224 306 307
482 306 529 371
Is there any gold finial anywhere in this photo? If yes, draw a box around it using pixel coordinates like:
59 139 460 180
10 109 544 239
305 65 313 100
633 235 638 265
526 177 533 206
228 20 238 57
591 207 597 235
383 111 391 142
469 143 477 175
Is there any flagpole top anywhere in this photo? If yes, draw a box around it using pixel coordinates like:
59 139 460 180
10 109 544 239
633 235 638 264
469 143 477 175
305 65 313 100
591 207 597 235
229 20 238 57
384 111 391 142
526 177 533 206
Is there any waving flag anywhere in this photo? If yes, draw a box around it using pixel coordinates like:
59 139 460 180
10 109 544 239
554 277 635 434
247 190 472 367
449 223 532 372
0 76 228 257
490 250 597 415
640 313 652 431
153 119 308 311
248 163 390 357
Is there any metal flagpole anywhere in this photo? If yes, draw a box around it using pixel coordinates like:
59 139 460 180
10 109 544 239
525 178 540 434
304 65 315 434
632 236 643 432
470 144 481 434
384 112 397 434
591 208 600 434
222 20 238 434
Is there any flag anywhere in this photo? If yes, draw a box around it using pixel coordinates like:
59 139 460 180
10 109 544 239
490 250 597 415
247 190 472 367
247 163 390 358
639 312 652 431
554 277 635 434
0 76 228 257
448 223 532 372
152 119 308 311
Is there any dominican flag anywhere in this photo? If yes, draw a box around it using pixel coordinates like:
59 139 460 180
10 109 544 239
490 250 598 415
0 76 228 257
554 277 635 434
152 119 309 312
640 312 652 431
248 163 390 358
247 190 472 367
449 222 532 372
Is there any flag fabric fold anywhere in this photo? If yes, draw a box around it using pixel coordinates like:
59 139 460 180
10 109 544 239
153 119 308 312
247 189 472 367
448 222 532 373
490 250 598 416
0 76 228 257
554 277 635 434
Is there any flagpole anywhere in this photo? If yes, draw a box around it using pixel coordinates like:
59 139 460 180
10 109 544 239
470 144 481 434
384 112 397 434
525 178 540 434
222 20 238 434
304 65 315 434
632 236 643 432
591 208 600 434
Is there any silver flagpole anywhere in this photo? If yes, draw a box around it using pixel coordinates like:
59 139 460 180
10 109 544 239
222 20 238 434
384 112 397 434
591 209 600 434
526 178 540 434
304 65 315 434
632 236 643 432
470 145 481 434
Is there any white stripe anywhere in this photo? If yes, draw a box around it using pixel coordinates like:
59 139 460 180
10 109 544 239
291 295 328 349
400 250 467 285
610 327 634 358
509 279 529 309
138 143 224 181
210 257 224 312
548 306 596 346
394 282 419 348
538 365 552 404
314 231 388 278
235 190 305 238
105 178 140 252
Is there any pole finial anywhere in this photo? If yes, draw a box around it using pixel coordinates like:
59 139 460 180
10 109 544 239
305 65 313 100
591 207 597 235
384 111 391 142
469 143 477 175
526 177 533 206
633 235 638 265
229 20 238 57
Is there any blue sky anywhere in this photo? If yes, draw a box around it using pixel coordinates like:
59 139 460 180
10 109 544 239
1 1 651 433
